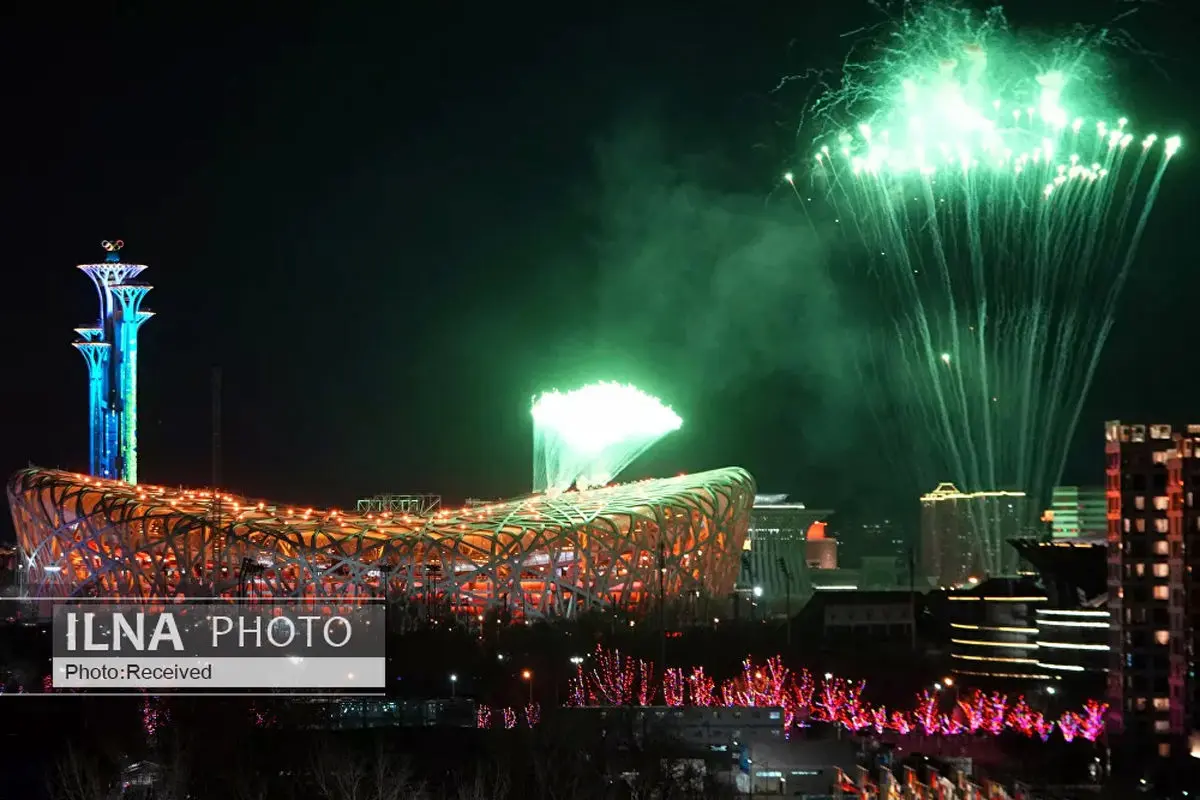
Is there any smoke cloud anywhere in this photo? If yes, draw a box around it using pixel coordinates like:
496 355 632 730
582 119 886 493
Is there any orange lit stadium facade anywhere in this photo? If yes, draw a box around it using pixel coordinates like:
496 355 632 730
7 466 755 619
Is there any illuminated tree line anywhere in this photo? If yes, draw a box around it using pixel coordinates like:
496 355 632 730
525 645 1108 742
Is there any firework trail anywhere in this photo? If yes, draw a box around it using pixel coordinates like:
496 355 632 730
788 1 1180 573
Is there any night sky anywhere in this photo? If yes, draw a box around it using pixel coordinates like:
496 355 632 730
4 2 1197 541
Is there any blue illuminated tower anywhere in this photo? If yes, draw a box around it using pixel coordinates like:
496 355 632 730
73 240 154 484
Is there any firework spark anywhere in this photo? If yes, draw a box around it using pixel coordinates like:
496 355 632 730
791 1 1179 571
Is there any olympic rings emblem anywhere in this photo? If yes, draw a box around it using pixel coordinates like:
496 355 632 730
101 240 125 252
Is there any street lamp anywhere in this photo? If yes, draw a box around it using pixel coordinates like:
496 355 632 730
777 557 793 647
449 673 457 698
522 669 533 704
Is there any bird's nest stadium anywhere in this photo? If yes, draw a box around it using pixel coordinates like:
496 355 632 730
6 466 755 619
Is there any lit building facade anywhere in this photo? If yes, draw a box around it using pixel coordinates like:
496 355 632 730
736 495 831 608
947 578 1049 682
815 591 916 643
1050 486 1107 539
920 483 1027 588
804 523 838 570
1034 608 1110 678
1010 537 1109 691
73 241 154 485
1105 420 1200 778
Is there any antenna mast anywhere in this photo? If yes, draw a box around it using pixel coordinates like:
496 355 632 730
211 366 222 489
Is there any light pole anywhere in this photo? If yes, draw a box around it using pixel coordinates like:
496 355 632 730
752 585 763 623
522 669 533 705
739 553 752 623
777 558 792 647
658 541 667 670
449 673 457 698
907 545 917 651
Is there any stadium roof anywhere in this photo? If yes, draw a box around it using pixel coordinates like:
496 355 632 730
7 466 758 618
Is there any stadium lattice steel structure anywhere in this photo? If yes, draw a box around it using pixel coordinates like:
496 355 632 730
7 466 755 619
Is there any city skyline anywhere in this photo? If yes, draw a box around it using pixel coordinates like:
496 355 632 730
3 2 1197 524
3 2 1199 794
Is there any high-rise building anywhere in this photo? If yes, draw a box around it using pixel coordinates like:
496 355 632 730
1104 420 1200 785
1050 486 1107 539
919 483 1027 588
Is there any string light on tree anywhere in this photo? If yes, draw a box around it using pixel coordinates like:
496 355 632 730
479 646 1109 744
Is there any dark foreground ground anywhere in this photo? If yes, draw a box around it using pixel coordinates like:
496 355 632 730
0 693 1135 800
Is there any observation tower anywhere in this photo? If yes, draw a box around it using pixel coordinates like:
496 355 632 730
73 240 154 484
